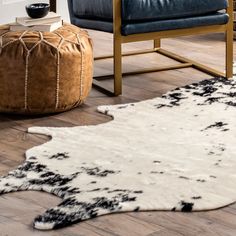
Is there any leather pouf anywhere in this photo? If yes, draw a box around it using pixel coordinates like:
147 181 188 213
0 23 93 114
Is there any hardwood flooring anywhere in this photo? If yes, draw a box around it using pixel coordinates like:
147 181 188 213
0 30 235 236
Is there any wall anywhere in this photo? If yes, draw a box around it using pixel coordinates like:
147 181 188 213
0 0 69 24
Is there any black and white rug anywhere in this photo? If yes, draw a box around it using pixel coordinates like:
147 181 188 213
1 76 236 230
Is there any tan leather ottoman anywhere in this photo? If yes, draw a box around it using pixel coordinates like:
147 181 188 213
0 23 93 114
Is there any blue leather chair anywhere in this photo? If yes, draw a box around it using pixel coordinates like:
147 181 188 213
65 0 233 95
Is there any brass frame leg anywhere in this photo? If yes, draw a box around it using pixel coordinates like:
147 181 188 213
154 39 161 49
226 0 234 78
226 30 233 78
114 38 122 96
113 0 122 96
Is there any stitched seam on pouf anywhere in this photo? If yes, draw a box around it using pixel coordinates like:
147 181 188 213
76 34 84 101
54 32 65 109
19 31 43 110
0 31 18 50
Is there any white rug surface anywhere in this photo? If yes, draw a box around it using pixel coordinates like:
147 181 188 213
1 75 236 230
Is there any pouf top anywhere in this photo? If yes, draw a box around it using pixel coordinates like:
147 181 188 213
0 23 87 50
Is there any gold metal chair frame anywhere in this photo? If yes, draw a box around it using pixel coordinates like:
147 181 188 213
94 0 234 96
51 0 233 96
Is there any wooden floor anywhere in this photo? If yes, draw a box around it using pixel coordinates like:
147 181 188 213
0 31 236 236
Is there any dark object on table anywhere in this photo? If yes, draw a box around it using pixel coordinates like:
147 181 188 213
26 3 50 19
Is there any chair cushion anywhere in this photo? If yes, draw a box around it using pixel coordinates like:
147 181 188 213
71 13 229 35
122 13 229 35
70 0 228 22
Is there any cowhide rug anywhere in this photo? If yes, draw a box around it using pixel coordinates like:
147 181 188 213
1 76 236 230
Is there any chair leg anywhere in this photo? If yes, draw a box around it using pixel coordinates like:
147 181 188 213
154 39 161 49
226 26 234 78
114 37 122 96
226 0 234 79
